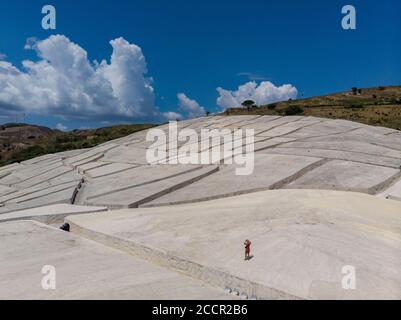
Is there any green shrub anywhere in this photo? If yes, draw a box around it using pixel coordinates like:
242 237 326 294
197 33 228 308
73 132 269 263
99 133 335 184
284 105 303 116
10 145 46 162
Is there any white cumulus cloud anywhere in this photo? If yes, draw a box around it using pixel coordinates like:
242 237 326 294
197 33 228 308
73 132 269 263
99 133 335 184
0 35 168 122
162 111 183 121
55 123 68 131
216 81 298 109
177 93 205 119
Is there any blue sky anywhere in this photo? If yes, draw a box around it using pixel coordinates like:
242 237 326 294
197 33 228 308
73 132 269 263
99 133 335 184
0 0 400 130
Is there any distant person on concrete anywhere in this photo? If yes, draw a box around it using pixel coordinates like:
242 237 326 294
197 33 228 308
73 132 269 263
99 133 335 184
244 239 251 260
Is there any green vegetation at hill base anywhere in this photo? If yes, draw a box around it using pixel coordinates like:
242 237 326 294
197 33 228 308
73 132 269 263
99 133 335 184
0 123 155 167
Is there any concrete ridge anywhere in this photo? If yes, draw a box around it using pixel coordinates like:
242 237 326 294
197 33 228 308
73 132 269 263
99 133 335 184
223 115 265 129
0 198 72 215
369 141 401 152
372 170 401 195
266 119 326 138
262 149 401 169
85 164 139 179
269 158 330 189
0 205 107 224
129 165 220 208
21 154 60 165
64 144 119 166
0 171 13 180
141 187 274 208
275 145 401 160
385 131 400 136
9 182 78 205
0 179 80 204
1 162 64 186
78 161 111 175
71 178 86 204
142 159 329 208
255 116 306 136
0 163 20 174
0 182 16 196
30 157 62 168
388 194 401 201
85 166 220 208
219 115 262 128
85 165 207 200
254 138 299 152
294 127 361 141
14 167 74 189
69 152 105 168
66 218 302 300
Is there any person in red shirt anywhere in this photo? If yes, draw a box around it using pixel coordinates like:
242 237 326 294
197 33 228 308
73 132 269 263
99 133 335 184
244 239 251 260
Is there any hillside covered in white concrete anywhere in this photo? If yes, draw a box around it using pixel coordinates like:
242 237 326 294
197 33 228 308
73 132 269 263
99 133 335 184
1 115 401 299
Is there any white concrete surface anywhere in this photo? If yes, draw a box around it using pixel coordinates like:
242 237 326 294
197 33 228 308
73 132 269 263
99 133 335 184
1 116 401 300
86 165 219 208
67 189 401 300
286 160 400 194
85 162 138 178
144 154 323 206
0 221 232 300
0 204 107 224
1 116 400 211
79 164 207 202
378 178 401 201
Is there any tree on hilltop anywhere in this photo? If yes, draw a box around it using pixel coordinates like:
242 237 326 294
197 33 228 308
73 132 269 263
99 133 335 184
242 100 255 111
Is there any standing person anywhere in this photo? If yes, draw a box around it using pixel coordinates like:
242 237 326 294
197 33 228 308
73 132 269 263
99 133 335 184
244 239 251 260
